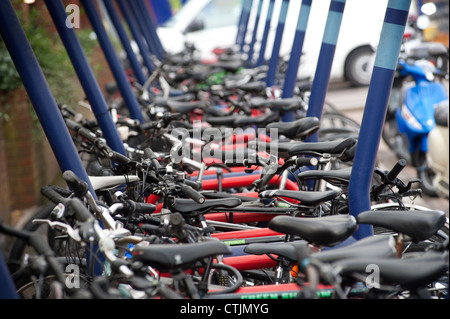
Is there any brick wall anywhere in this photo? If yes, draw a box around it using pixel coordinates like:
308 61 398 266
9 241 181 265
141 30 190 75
0 0 116 227
0 88 60 224
0 119 11 225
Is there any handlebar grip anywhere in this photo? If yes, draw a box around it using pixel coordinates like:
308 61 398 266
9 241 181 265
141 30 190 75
108 150 131 165
40 186 93 222
63 170 89 197
65 118 97 142
41 185 69 206
180 183 205 204
139 121 157 131
128 201 157 215
68 198 94 222
140 224 165 235
65 118 81 131
48 185 73 198
386 159 407 181
144 148 161 169
295 157 319 167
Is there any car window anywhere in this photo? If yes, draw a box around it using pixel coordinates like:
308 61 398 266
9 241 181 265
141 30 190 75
195 0 241 30
162 2 196 28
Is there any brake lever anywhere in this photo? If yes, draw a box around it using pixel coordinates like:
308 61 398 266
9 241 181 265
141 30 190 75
399 179 422 194
32 219 82 242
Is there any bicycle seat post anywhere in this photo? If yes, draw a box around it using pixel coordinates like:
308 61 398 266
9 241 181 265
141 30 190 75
316 153 332 191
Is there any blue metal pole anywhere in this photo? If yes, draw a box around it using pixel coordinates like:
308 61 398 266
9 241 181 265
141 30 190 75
0 0 95 195
116 0 155 75
127 0 161 59
236 0 253 53
265 0 290 88
256 0 275 67
148 0 161 25
246 0 264 67
44 0 126 156
235 0 247 46
349 0 412 240
136 0 166 60
0 252 17 299
306 0 346 142
103 0 147 86
417 0 423 14
149 0 172 25
281 0 313 122
81 0 144 124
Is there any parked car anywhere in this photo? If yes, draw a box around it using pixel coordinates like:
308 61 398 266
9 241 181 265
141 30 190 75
157 0 406 86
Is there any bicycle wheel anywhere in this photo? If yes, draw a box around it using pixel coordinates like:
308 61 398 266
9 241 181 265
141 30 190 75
7 203 56 274
12 258 89 299
318 112 360 142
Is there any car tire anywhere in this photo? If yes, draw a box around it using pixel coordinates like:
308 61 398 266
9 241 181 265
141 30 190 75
344 45 376 87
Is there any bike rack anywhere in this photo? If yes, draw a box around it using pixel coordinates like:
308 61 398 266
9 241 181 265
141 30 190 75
306 0 346 140
116 0 156 75
236 0 254 53
103 0 147 86
1 0 415 269
0 250 17 298
349 0 412 239
128 0 160 59
44 0 127 156
265 0 289 88
125 0 164 61
246 0 264 67
81 0 144 124
256 0 275 67
0 0 95 197
134 0 166 60
281 0 313 122
149 0 173 26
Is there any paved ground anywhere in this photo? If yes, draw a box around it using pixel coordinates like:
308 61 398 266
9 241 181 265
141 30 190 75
327 81 449 216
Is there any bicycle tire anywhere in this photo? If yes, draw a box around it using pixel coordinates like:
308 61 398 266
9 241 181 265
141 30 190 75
7 203 56 274
12 257 89 299
318 112 360 142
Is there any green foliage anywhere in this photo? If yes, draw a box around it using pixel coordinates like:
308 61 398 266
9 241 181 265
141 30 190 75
0 47 22 92
0 3 98 125
0 3 98 100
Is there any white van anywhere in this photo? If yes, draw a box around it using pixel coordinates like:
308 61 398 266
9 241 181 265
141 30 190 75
157 0 395 86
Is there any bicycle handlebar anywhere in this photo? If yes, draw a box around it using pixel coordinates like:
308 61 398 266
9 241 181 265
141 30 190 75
63 170 89 197
371 159 408 199
66 118 130 165
386 158 407 181
144 147 161 170
0 218 72 294
65 118 96 141
40 186 94 222
125 201 157 215
107 151 131 165
180 183 205 204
